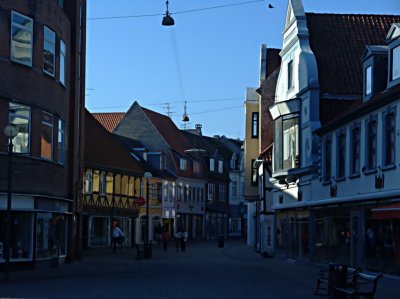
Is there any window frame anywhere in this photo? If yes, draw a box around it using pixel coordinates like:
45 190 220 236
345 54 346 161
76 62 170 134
218 160 223 173
179 158 187 171
43 26 56 76
40 111 54 160
391 44 400 81
336 130 346 180
9 102 31 154
10 11 33 67
323 135 332 183
365 65 372 96
57 118 65 164
209 158 215 172
99 172 106 195
287 60 294 90
349 123 361 176
251 112 259 138
59 39 66 86
382 108 396 168
85 170 93 194
365 116 378 172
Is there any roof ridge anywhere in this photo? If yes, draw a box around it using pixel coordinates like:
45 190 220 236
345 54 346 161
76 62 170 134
306 12 400 17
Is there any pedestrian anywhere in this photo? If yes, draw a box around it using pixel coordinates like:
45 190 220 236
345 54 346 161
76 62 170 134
175 230 182 252
112 222 124 253
180 229 188 252
161 226 170 251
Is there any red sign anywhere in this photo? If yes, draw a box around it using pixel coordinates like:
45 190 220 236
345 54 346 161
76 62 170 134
137 197 146 206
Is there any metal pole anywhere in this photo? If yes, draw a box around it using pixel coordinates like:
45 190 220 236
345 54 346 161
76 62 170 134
4 137 13 282
146 179 149 245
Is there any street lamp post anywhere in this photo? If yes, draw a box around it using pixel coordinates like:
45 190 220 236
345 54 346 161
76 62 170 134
144 172 152 258
3 124 19 282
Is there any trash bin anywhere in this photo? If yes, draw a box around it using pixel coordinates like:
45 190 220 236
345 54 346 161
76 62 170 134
218 236 224 248
328 263 347 298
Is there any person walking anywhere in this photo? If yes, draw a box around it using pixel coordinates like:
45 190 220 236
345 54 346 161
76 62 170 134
175 230 182 252
161 226 170 252
112 222 124 253
180 229 188 252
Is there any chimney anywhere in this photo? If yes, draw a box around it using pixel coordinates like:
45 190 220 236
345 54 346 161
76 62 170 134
195 124 202 136
259 44 267 85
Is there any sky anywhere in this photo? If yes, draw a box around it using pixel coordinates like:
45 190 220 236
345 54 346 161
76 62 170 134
85 0 400 140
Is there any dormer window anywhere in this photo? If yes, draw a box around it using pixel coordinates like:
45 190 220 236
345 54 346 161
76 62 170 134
210 158 215 171
392 45 400 81
218 160 223 173
179 158 187 171
365 65 372 96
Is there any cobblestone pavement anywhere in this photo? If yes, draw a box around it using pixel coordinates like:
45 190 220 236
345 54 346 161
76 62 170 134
0 239 399 299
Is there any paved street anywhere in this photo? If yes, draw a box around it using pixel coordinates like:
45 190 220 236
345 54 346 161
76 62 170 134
0 239 399 299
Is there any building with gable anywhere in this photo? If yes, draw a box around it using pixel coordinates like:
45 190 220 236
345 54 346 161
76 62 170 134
263 0 400 275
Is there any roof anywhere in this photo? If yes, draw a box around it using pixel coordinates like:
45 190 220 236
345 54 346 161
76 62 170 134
92 112 125 132
306 13 400 96
141 107 193 155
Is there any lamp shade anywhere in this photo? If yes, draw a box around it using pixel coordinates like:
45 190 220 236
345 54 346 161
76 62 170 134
162 13 175 26
144 172 153 179
4 124 19 138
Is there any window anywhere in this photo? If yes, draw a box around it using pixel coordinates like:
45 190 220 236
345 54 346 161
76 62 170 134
219 184 226 201
208 183 215 201
193 161 202 174
231 179 237 198
218 160 223 173
179 158 187 171
210 158 215 171
337 132 346 179
283 117 299 169
252 112 259 138
287 60 294 90
9 102 31 154
350 125 360 175
366 118 377 170
392 45 400 81
365 65 372 95
230 154 237 169
43 26 56 76
57 0 64 8
251 159 257 186
41 112 54 160
57 119 65 164
383 112 395 166
59 40 66 85
85 170 93 194
11 11 33 66
323 137 332 182
99 172 106 195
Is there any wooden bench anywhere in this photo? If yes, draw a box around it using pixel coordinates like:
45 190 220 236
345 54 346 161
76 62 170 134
334 272 383 299
314 266 361 295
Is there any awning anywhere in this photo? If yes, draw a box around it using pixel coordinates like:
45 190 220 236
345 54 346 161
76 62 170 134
371 203 400 219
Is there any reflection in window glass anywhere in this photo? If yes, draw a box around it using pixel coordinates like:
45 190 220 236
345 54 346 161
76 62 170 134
283 118 299 169
392 45 400 81
89 216 109 247
9 102 31 154
43 26 56 76
58 119 65 164
11 11 33 66
36 213 67 258
60 40 66 85
41 112 54 160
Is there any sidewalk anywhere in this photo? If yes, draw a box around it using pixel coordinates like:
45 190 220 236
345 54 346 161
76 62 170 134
2 239 400 298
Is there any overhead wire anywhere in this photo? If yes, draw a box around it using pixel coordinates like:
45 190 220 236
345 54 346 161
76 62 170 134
87 0 266 21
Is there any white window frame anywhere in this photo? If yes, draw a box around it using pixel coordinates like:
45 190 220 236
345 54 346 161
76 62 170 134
57 119 65 164
9 102 31 154
43 26 56 76
85 170 93 194
10 11 33 66
59 40 66 86
392 45 400 81
365 65 372 96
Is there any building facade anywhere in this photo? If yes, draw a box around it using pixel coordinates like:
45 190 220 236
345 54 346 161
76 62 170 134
0 0 86 268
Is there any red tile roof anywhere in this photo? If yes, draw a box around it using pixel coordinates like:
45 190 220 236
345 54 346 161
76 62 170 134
306 13 400 96
141 107 193 155
92 112 125 132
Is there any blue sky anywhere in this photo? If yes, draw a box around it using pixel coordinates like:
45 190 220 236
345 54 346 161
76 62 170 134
85 0 400 139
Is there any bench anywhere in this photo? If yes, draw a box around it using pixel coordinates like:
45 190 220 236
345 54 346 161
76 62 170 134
334 272 383 299
314 266 361 295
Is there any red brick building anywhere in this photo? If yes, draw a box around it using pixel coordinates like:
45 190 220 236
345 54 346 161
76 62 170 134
0 0 86 268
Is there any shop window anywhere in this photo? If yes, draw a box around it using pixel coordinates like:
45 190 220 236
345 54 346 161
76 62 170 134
89 216 109 247
11 11 33 66
36 213 67 258
9 102 31 154
41 112 54 160
43 26 56 76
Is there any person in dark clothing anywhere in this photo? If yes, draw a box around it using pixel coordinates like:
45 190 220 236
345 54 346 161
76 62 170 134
161 226 170 251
